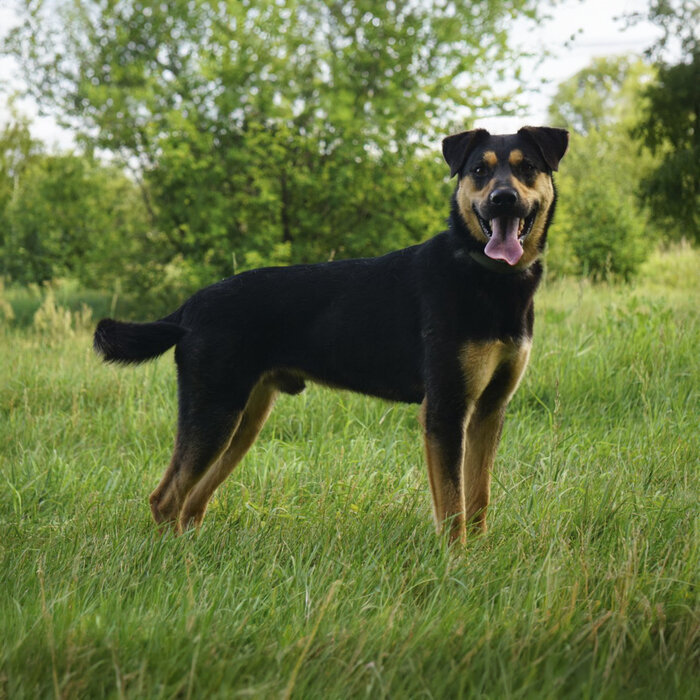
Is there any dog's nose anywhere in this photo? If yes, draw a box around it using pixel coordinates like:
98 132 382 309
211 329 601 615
489 187 518 206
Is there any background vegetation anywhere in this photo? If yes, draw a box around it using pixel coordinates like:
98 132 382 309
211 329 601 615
0 1 698 697
1 0 541 313
0 0 696 315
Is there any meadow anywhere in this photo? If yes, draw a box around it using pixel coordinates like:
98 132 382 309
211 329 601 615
0 247 698 698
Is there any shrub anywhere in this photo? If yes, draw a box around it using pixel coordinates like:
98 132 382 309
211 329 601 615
547 131 649 281
32 285 93 343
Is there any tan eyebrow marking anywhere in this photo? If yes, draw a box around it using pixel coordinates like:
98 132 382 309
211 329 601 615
482 151 497 167
509 149 523 166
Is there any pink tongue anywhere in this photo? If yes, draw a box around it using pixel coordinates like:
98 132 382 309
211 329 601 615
484 217 523 265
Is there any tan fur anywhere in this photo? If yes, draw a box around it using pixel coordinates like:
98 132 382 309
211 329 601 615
463 409 501 531
459 162 555 268
151 365 362 533
518 173 554 266
149 413 242 533
420 399 467 544
460 340 531 399
483 150 497 167
508 149 523 165
420 340 531 542
460 339 531 531
456 179 490 244
461 341 513 399
504 340 531 401
424 431 467 543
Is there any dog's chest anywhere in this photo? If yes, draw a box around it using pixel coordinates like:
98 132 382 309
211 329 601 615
459 338 531 403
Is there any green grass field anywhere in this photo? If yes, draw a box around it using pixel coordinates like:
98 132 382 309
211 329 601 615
1 248 698 698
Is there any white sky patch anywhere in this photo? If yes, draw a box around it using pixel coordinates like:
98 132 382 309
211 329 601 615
474 0 664 132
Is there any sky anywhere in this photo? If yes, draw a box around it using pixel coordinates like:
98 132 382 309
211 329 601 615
473 0 664 132
0 0 664 148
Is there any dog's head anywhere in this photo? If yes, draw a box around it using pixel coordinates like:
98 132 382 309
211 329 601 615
443 127 569 268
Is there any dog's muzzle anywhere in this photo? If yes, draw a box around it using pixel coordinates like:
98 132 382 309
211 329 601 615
473 204 539 266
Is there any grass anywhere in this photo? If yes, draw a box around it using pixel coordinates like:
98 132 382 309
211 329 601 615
0 247 698 698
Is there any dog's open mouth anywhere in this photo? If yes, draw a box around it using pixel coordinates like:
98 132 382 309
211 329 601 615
473 206 538 266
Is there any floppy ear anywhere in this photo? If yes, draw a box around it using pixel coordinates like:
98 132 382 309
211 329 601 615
442 128 489 178
517 126 569 172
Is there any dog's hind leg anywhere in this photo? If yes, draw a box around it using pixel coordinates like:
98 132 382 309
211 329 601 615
179 376 280 531
149 386 247 533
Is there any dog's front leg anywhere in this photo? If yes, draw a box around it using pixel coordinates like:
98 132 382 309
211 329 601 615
420 398 469 545
462 341 532 533
463 405 506 533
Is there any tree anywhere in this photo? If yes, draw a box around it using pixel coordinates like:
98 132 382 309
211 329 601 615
548 56 655 135
1 149 150 285
626 1 699 241
3 0 547 293
546 58 653 280
0 106 42 253
623 0 698 62
634 55 699 241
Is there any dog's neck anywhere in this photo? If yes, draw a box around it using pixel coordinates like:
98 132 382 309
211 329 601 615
466 250 535 275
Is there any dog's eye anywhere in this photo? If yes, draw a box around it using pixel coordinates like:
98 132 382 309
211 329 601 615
472 164 488 177
521 161 536 176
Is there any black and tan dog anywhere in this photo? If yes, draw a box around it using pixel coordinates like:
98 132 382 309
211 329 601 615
94 126 568 544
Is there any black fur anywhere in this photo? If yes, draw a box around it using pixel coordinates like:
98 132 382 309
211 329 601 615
94 237 537 399
94 317 187 364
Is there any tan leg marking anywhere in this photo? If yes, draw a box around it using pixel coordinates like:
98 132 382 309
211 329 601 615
179 378 279 530
149 413 242 534
464 409 502 532
460 341 509 399
460 340 532 532
419 399 467 544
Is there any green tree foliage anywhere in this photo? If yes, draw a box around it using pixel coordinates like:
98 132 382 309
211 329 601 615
634 55 699 241
548 56 654 135
4 0 544 293
627 1 699 241
0 107 41 252
547 57 653 280
550 131 648 281
0 134 150 285
623 0 698 61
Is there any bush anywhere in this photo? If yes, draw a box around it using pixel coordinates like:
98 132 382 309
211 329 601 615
1 153 151 287
32 286 93 344
547 131 649 281
553 176 647 281
1 279 112 327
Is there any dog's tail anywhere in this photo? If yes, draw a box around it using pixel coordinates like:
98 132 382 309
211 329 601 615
93 312 187 365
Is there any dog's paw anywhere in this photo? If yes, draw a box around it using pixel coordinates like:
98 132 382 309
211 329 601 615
149 493 182 535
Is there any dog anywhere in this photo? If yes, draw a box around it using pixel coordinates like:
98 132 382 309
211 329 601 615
94 126 568 544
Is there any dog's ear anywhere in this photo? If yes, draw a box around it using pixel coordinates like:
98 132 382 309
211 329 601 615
442 129 490 178
517 126 569 172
